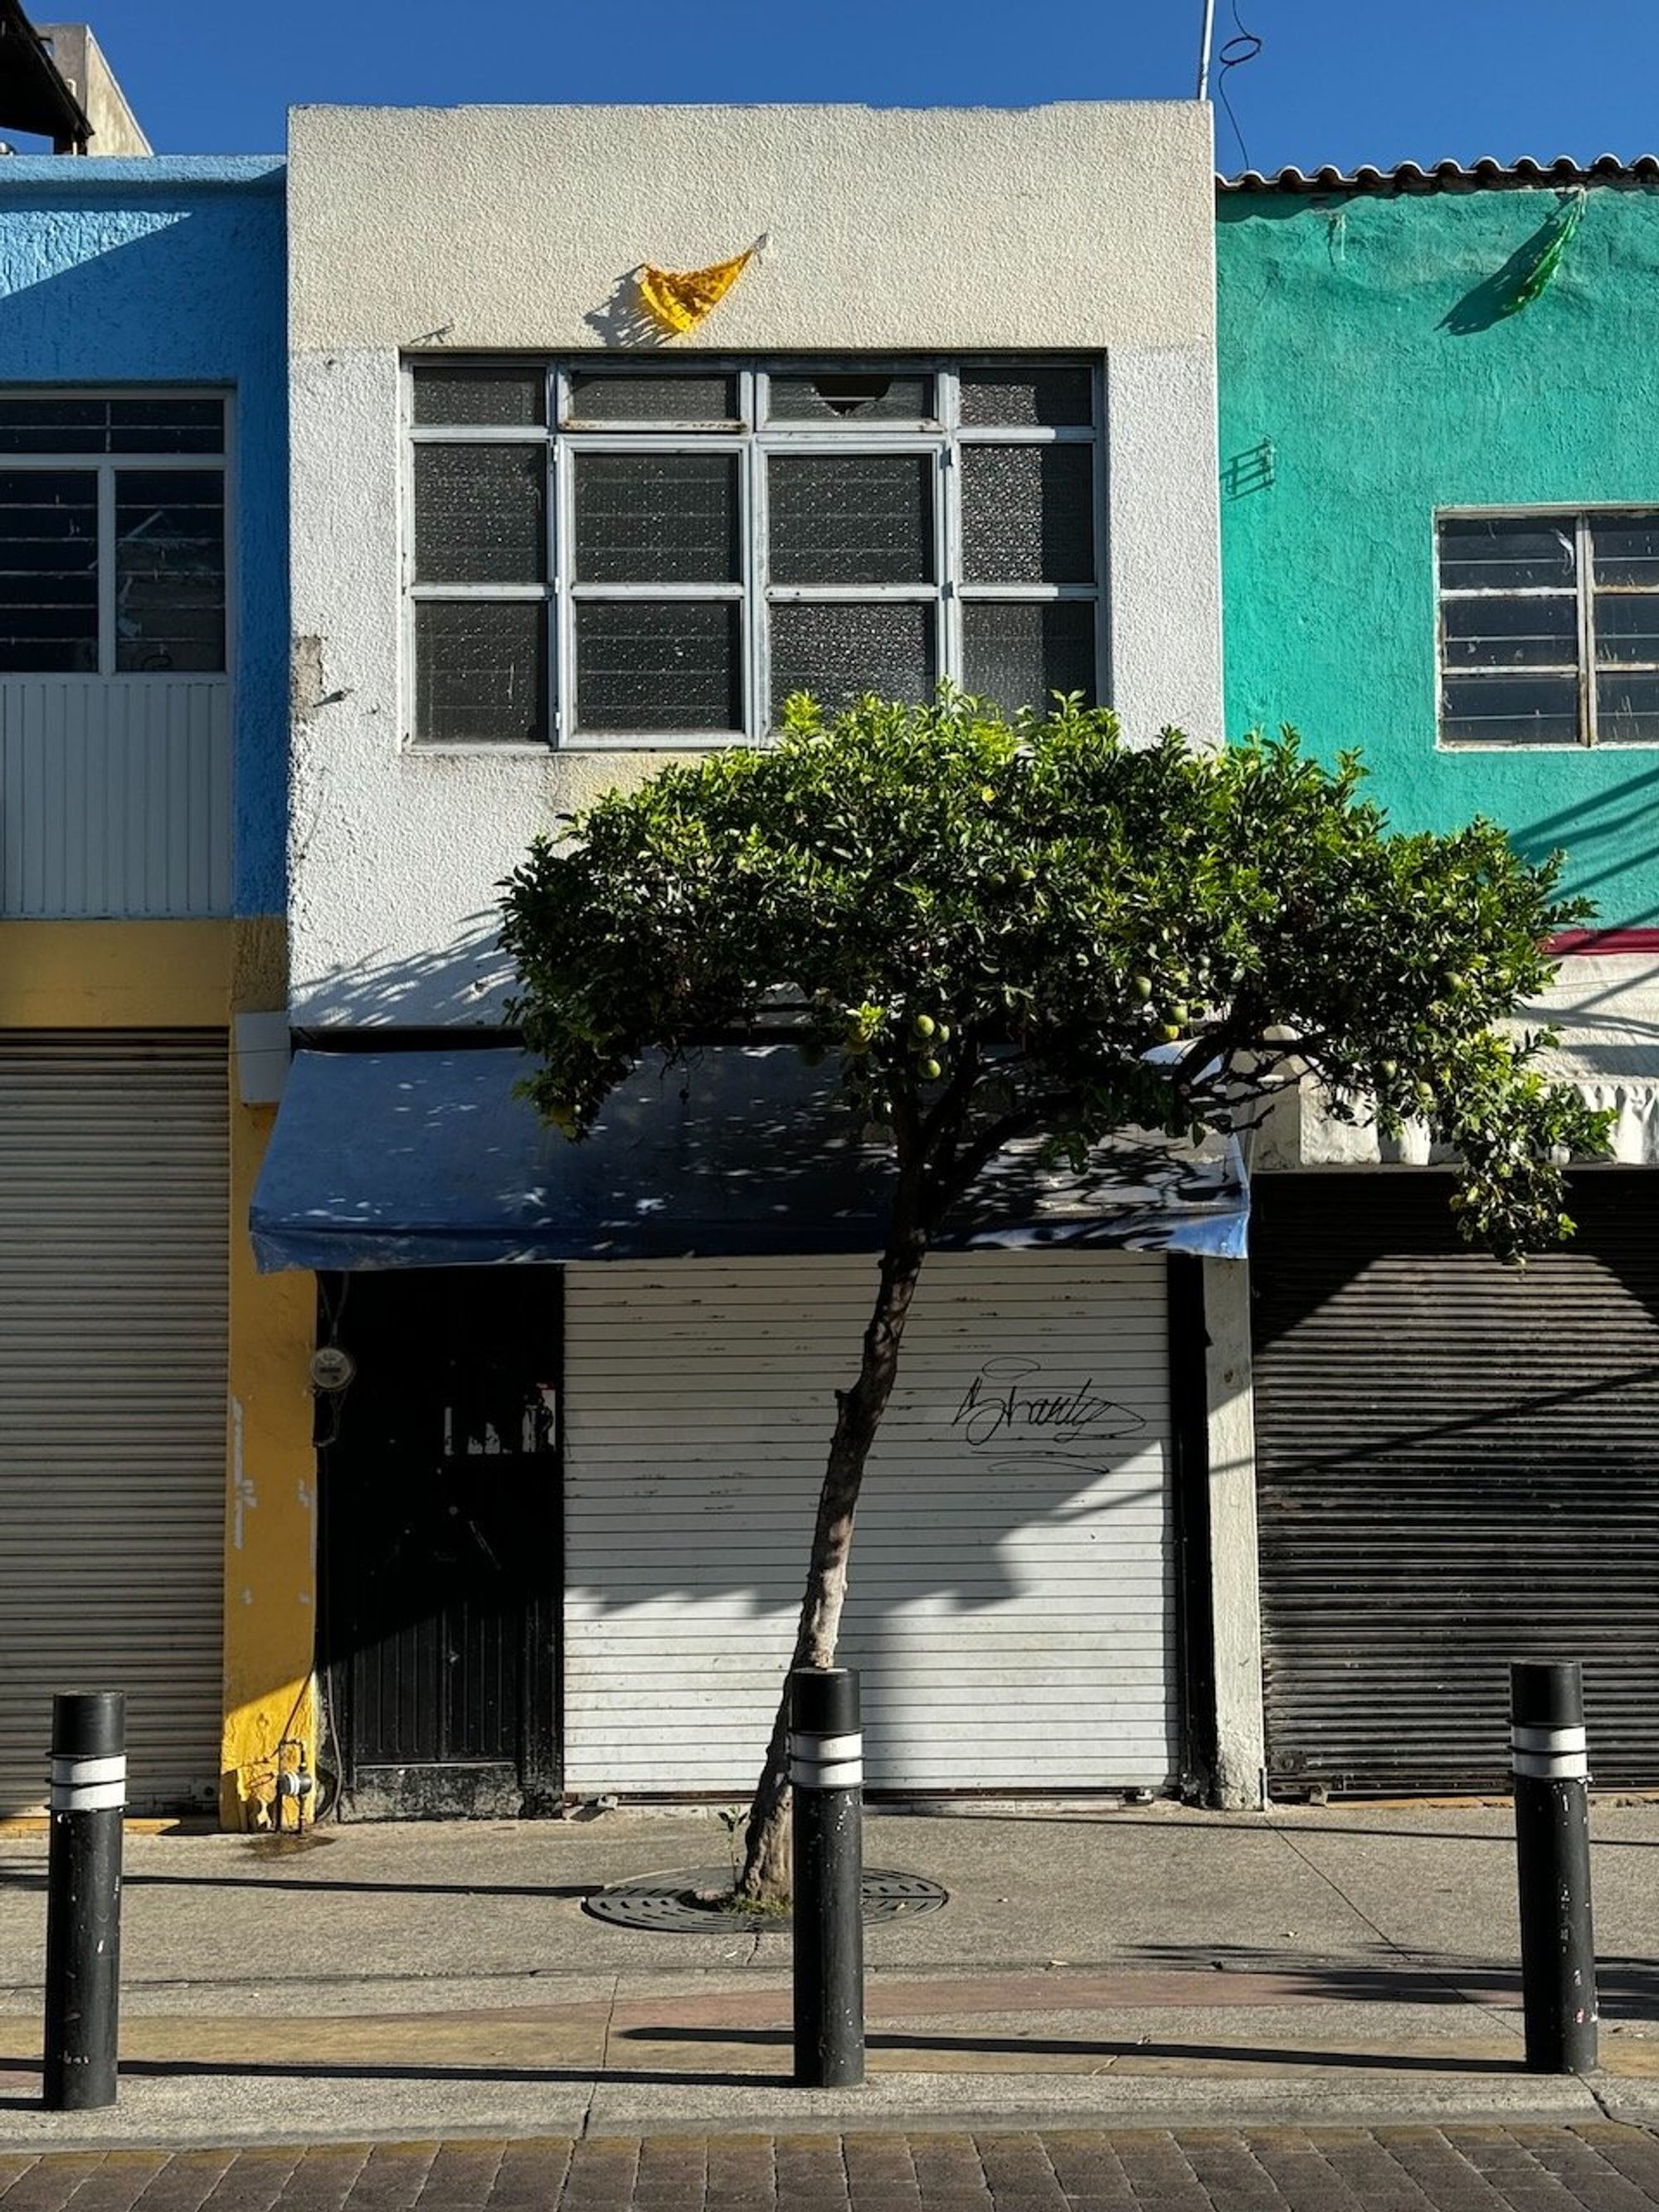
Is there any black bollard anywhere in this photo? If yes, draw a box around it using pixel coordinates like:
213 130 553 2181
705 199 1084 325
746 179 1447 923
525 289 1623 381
43 1692 125 2111
790 1665 864 2088
1511 1660 1598 2074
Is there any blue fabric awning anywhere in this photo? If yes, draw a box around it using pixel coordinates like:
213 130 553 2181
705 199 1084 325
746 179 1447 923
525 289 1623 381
250 1044 1249 1272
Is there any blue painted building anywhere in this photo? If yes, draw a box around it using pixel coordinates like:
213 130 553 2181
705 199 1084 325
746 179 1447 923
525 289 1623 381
0 153 314 1826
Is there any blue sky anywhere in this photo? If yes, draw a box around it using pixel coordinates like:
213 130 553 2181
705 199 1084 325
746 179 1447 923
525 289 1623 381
72 1 1659 173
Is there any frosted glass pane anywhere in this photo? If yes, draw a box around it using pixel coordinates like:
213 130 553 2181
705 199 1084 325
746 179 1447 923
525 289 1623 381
577 602 741 732
114 469 226 673
0 467 98 672
416 601 547 745
768 373 933 423
961 445 1093 584
959 367 1092 427
0 396 223 455
770 601 935 717
769 454 932 584
415 445 546 584
574 453 739 583
412 367 547 427
567 372 737 422
962 602 1095 712
1594 518 1659 588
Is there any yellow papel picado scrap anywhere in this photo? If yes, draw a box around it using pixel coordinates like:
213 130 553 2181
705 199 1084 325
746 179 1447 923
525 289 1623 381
635 236 766 335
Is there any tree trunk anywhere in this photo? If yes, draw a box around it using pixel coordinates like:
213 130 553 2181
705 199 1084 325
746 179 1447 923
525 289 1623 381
733 1208 930 1905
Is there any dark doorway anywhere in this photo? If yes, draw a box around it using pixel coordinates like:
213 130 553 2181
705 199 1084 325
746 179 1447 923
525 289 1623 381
318 1269 563 1819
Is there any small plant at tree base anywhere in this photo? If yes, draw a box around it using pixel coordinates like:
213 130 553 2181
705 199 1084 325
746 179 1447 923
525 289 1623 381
499 693 1611 1908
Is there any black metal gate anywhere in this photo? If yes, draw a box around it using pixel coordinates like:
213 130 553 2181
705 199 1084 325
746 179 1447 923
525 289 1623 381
318 1269 562 1818
1252 1172 1659 1793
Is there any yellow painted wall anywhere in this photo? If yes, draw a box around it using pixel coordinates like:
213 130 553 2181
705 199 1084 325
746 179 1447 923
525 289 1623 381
0 918 318 1831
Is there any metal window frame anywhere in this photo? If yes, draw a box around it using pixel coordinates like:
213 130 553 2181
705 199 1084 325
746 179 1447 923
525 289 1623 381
1436 503 1659 751
0 388 231 683
404 356 1105 752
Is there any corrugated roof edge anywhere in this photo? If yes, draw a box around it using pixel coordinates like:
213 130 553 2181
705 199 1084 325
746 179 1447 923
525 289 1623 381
1220 153 1659 196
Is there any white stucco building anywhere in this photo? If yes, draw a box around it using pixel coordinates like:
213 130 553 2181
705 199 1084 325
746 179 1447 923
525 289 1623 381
264 99 1262 1821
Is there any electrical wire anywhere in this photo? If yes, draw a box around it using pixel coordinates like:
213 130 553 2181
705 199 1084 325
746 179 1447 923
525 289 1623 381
1216 0 1263 173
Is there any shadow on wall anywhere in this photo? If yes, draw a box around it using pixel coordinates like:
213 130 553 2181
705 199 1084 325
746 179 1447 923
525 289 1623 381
0 197 275 372
297 912 517 1028
1511 761 1659 927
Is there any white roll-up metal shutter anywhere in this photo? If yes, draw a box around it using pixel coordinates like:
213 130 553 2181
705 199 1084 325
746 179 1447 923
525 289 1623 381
563 1252 1174 1795
0 1032 227 1816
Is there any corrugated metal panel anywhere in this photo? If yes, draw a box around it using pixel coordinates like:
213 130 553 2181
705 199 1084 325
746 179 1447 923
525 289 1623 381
0 1033 228 1815
0 679 231 918
1253 1172 1659 1793
562 1253 1175 1794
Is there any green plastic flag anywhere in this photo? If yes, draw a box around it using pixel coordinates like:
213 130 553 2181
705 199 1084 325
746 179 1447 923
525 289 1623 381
1499 190 1587 317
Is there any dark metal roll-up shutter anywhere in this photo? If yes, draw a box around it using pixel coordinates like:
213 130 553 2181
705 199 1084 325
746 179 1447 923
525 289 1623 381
0 1032 227 1815
1253 1171 1659 1793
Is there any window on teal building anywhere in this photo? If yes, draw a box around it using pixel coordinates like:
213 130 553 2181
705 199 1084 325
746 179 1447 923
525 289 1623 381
1438 509 1659 748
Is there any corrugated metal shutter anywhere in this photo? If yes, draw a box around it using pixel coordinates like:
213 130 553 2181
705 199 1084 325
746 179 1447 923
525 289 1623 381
1253 1172 1659 1793
563 1252 1174 1794
0 1032 227 1815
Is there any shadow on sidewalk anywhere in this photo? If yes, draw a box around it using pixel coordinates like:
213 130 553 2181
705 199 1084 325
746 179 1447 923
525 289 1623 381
618 2025 1522 2075
122 1874 597 1902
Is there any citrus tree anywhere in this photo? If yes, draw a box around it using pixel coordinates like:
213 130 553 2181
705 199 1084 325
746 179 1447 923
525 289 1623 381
499 695 1608 1903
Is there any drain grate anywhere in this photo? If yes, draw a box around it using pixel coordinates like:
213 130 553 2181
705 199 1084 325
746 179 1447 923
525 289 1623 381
581 1865 949 1934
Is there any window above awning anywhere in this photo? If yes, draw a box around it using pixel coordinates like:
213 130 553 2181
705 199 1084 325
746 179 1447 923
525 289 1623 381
249 1044 1249 1273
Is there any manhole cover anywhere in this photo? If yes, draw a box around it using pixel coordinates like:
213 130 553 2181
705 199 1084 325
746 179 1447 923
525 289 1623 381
582 1865 949 1934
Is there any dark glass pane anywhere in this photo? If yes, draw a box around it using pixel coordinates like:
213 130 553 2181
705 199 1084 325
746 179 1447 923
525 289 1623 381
961 445 1093 584
573 453 738 583
768 453 932 585
1594 517 1659 588
1442 593 1577 669
769 601 935 717
415 444 545 585
567 372 737 423
411 367 547 427
0 396 223 455
1438 514 1575 591
963 601 1096 711
1440 673 1580 746
576 602 740 732
114 469 226 673
0 467 97 671
959 367 1092 427
1595 591 1659 666
0 397 106 454
1598 673 1659 743
108 398 224 455
416 601 547 744
768 373 933 424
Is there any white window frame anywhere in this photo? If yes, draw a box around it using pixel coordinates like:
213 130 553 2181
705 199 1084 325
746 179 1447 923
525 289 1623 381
1437 503 1659 751
403 357 1105 751
0 387 232 683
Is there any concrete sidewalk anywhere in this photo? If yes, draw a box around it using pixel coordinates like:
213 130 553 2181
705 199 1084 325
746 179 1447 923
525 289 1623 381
1 1801 1656 2146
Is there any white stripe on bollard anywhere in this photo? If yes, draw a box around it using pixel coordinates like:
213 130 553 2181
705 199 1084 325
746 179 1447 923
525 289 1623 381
1514 1751 1589 1781
1511 1725 1588 1756
49 1779 126 1812
50 1756 127 1790
790 1758 864 1788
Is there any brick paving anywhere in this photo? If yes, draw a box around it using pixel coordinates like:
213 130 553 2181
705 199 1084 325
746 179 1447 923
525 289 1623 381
6 2130 1659 2212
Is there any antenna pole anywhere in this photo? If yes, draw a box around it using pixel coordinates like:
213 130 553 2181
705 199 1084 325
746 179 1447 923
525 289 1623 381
1197 0 1217 96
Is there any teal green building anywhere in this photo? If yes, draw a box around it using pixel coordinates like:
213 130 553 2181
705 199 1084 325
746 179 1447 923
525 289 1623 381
1219 161 1659 1802
1219 158 1659 931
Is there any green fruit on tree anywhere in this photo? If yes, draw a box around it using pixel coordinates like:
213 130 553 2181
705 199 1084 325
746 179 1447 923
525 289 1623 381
935 1022 952 1043
1131 975 1154 1000
1157 1023 1182 1043
912 1014 937 1038
1168 1001 1190 1024
919 1057 943 1082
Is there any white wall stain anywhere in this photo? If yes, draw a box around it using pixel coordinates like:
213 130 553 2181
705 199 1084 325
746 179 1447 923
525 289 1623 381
230 1397 257 1551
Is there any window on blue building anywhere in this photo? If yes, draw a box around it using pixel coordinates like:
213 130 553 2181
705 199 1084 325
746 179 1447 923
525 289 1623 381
0 394 227 678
